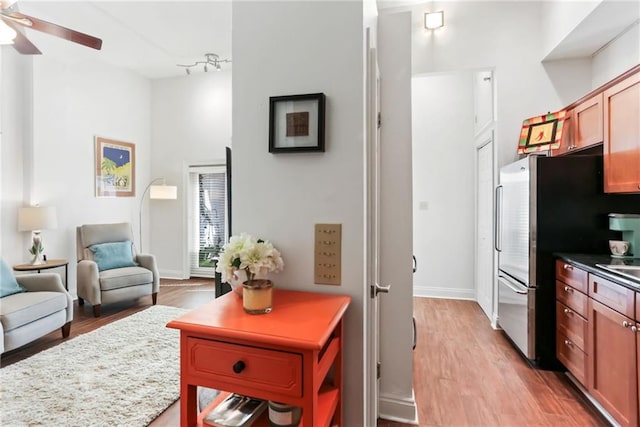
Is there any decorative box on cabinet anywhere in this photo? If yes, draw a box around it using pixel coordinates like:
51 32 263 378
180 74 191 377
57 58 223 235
555 260 588 385
167 289 351 427
550 109 574 156
603 71 640 193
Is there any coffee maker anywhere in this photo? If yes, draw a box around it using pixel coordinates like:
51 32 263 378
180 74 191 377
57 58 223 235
609 213 640 258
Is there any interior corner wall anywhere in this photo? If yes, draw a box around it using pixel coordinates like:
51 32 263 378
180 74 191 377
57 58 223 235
539 0 601 58
378 11 418 423
232 1 365 425
150 71 232 279
592 21 640 88
17 56 151 295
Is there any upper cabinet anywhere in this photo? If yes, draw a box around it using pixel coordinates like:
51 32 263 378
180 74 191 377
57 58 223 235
574 93 603 150
603 72 640 193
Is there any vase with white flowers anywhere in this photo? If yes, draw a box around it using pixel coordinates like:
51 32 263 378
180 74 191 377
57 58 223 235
216 233 284 314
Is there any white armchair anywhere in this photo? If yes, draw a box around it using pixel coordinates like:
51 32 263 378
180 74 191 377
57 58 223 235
76 223 159 317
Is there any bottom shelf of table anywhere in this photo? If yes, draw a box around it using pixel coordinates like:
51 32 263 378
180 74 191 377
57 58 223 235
198 386 339 427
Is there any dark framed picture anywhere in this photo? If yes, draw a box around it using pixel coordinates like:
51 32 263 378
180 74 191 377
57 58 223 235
517 110 567 154
269 93 325 153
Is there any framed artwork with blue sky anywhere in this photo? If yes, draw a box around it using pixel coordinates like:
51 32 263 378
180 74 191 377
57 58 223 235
95 136 135 197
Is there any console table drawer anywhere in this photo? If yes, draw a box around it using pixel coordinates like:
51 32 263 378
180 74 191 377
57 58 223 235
187 337 302 397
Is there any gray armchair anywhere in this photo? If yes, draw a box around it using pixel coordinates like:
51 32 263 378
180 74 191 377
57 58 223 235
1 272 73 354
76 223 159 317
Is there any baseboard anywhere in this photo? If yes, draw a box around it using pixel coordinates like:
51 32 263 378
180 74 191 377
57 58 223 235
378 390 419 425
159 269 186 280
413 286 475 300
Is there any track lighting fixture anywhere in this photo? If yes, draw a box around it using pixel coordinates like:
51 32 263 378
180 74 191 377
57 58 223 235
177 53 231 75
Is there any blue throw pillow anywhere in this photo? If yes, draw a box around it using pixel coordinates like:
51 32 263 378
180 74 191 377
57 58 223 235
89 241 138 272
0 258 27 298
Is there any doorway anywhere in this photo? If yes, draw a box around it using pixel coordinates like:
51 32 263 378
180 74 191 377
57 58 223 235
187 164 228 278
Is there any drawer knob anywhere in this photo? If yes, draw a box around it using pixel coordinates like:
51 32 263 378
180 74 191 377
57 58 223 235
564 308 572 315
232 361 246 374
564 339 573 347
563 264 573 271
623 321 633 329
563 286 573 293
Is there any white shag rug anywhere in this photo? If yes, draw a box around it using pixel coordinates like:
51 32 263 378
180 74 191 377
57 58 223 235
0 305 188 427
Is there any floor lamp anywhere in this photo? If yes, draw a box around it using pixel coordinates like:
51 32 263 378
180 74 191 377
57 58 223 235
139 178 177 253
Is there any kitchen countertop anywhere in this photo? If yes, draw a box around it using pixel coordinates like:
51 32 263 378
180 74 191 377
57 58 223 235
556 253 640 291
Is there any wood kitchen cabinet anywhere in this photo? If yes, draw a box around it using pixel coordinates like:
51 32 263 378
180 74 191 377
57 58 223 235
555 260 588 385
574 93 604 150
588 296 638 427
603 71 640 193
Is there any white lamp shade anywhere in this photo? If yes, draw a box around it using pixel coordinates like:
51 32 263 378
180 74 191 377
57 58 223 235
18 206 58 231
425 11 444 29
150 185 178 200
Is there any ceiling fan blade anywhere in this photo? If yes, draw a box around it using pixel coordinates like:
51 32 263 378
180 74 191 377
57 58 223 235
2 11 102 50
0 0 17 10
2 16 41 54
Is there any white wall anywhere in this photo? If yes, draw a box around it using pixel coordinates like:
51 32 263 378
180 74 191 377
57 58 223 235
411 72 475 299
377 11 418 423
540 0 601 58
407 1 592 169
0 48 31 262
592 22 640 88
150 70 232 278
232 1 365 425
1 52 151 295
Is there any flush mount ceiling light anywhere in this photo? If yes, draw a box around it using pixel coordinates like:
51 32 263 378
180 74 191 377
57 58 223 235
424 11 444 30
177 53 231 75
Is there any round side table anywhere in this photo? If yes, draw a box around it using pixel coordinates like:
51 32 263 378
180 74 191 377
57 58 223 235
13 259 69 290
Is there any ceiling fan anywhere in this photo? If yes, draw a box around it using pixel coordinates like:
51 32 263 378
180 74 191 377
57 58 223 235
0 0 102 55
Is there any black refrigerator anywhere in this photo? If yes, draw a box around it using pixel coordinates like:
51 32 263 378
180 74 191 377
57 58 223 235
496 153 640 369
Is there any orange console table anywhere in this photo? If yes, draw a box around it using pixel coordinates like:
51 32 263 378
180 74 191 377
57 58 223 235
167 289 351 427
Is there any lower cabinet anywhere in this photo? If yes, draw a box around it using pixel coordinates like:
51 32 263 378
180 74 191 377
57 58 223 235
588 298 638 427
556 260 640 426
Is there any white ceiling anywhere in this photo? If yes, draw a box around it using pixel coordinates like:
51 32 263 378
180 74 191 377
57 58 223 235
13 1 232 79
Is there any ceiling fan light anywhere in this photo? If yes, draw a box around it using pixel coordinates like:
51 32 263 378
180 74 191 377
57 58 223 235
0 20 17 45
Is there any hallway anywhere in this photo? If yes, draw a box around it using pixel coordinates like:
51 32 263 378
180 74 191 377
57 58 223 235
380 298 607 426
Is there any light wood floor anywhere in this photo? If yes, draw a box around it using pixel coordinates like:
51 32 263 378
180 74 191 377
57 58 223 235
1 281 608 426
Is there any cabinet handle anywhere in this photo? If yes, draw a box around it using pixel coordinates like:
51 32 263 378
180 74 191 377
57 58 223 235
564 339 573 347
564 286 573 293
232 361 246 374
623 321 633 328
633 325 638 333
563 264 573 270
564 308 573 315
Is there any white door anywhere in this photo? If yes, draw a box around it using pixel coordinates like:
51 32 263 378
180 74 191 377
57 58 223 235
476 134 494 320
365 28 388 425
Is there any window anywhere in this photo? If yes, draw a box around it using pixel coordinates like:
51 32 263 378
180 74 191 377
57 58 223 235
188 165 227 277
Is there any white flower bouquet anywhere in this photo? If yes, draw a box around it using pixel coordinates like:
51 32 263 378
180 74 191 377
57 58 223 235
216 233 284 286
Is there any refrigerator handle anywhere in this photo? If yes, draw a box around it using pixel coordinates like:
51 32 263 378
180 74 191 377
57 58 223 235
495 185 503 252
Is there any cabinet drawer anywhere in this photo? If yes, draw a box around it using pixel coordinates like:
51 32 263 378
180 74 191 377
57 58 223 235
557 331 587 386
556 260 588 293
556 301 587 351
589 274 635 318
556 281 588 317
187 337 302 398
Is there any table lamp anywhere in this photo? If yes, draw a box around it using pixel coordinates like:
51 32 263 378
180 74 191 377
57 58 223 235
18 206 58 265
